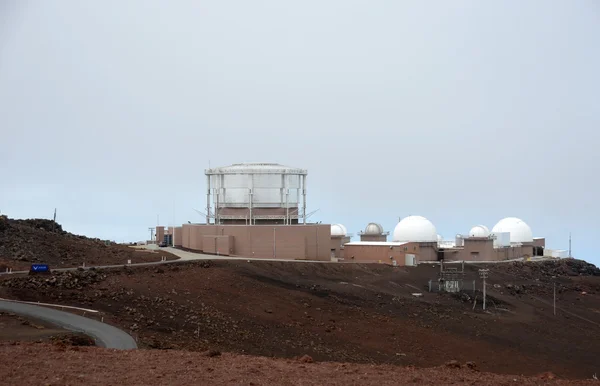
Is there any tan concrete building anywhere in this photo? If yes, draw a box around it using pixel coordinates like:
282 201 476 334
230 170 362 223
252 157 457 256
156 226 165 245
331 234 351 260
440 237 538 262
344 241 419 266
181 223 330 260
329 224 351 260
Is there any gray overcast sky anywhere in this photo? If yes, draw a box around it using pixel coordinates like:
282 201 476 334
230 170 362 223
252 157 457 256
1 1 598 264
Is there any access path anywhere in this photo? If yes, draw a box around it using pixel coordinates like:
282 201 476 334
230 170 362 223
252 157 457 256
0 300 137 349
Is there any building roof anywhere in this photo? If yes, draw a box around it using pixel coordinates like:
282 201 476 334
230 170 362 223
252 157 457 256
469 225 490 238
492 217 533 243
363 222 384 235
331 224 347 237
345 241 409 247
392 215 437 242
205 163 307 175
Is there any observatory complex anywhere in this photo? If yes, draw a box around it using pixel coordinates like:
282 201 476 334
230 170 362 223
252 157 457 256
152 162 565 265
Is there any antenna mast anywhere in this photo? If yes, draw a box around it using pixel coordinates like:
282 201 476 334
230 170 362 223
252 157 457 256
568 232 572 258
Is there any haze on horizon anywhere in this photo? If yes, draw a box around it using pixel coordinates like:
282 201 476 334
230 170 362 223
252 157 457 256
0 1 598 264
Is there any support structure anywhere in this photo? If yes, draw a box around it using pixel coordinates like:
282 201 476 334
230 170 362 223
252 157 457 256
553 281 556 316
479 269 489 310
206 175 211 225
302 175 307 225
204 163 308 225
148 227 155 242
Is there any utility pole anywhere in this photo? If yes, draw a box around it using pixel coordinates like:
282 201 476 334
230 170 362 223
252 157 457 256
568 232 572 258
148 227 155 242
479 269 489 310
553 281 556 316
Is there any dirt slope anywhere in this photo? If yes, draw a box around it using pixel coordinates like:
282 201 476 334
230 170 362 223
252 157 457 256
2 343 596 385
2 259 599 379
0 216 175 270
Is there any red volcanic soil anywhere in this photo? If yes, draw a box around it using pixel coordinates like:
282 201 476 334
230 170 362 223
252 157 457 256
1 258 599 380
1 343 597 385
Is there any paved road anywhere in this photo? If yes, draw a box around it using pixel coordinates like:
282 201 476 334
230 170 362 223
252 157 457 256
0 300 137 349
161 246 337 263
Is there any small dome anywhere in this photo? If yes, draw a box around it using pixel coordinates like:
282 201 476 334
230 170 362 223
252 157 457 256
331 224 347 237
364 222 384 235
393 216 437 242
491 217 533 243
437 234 443 242
469 225 490 238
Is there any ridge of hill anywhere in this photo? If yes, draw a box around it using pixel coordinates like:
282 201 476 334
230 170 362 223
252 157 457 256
0 216 174 269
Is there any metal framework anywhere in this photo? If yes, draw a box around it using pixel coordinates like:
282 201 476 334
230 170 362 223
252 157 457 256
438 261 466 293
204 164 308 225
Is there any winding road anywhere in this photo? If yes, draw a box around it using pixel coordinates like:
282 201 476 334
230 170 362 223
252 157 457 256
0 300 137 349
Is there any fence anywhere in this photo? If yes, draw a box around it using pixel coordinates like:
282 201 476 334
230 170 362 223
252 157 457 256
427 279 477 293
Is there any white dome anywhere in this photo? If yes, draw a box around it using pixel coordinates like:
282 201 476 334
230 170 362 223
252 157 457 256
393 216 437 242
491 217 533 243
331 224 347 237
469 225 490 238
437 234 443 242
364 222 384 235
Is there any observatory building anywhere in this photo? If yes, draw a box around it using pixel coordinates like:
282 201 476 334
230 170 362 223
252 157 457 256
343 216 551 265
392 216 439 261
344 221 418 266
205 163 307 225
439 217 547 262
149 161 561 265
359 222 388 242
167 162 331 261
330 224 351 259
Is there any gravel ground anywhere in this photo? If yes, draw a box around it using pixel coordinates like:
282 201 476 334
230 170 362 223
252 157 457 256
1 344 596 386
2 260 599 379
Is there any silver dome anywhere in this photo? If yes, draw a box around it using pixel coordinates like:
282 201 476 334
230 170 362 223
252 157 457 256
364 222 384 235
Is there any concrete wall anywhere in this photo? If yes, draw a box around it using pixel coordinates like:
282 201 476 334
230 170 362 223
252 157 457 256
344 242 419 266
359 235 387 242
174 227 183 246
461 238 494 261
217 207 301 225
201 235 233 255
491 244 534 260
156 227 165 244
330 236 351 260
181 224 330 260
442 238 535 261
418 243 438 261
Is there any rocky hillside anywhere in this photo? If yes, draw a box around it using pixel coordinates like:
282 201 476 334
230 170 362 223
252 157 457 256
0 216 175 269
3 260 599 379
496 259 600 279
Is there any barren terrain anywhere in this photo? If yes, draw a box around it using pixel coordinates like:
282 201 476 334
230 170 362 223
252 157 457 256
3 343 598 385
2 258 599 380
